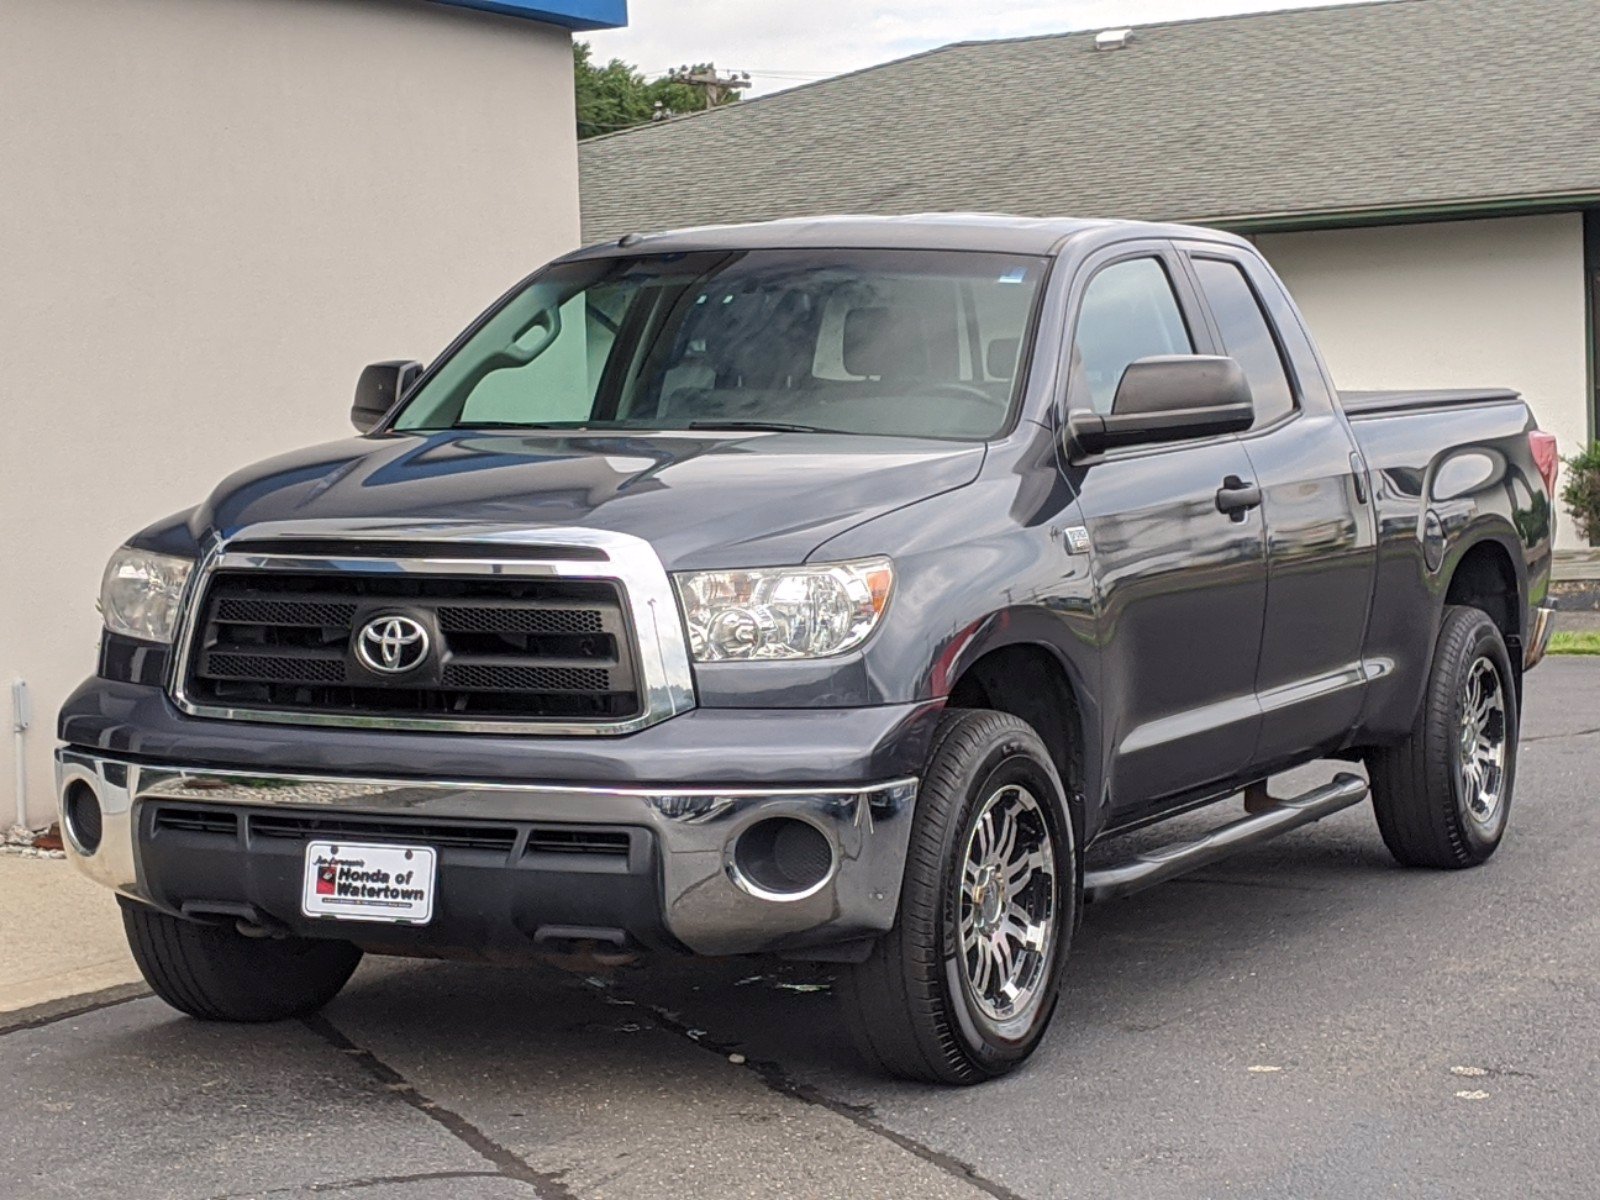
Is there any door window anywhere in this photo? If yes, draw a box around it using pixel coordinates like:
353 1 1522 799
1192 258 1297 428
1070 257 1194 414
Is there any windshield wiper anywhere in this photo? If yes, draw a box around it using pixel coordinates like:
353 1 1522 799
446 421 586 430
420 419 835 434
685 420 832 434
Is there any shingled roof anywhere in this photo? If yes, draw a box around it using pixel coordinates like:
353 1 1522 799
580 0 1600 242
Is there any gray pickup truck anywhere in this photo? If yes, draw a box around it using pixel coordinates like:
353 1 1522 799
59 215 1557 1084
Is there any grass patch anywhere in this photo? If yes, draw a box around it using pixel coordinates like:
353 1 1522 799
1550 630 1600 656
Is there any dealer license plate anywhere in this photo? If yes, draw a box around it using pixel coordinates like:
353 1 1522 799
302 840 437 925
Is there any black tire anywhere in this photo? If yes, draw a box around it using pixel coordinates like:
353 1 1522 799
838 709 1078 1085
1365 605 1519 869
120 898 362 1022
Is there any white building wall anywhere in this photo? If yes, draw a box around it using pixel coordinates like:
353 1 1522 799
1 0 581 827
1256 214 1590 548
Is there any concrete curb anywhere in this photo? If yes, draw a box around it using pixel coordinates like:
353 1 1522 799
0 855 143 1016
0 982 150 1036
1555 549 1600 583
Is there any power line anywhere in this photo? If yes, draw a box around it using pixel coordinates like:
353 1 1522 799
730 68 836 77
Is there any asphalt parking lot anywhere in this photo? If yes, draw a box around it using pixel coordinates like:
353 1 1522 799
4 658 1597 1200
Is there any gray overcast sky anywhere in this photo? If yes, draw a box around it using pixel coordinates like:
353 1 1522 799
587 1 1393 95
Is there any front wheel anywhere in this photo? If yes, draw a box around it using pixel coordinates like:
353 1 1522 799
838 709 1078 1084
1365 605 1519 869
121 898 363 1022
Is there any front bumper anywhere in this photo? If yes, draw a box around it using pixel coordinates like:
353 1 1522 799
55 748 917 957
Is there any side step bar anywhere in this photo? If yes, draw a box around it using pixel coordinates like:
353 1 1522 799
1082 773 1369 903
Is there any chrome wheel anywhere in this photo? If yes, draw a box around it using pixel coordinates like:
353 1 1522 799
1459 655 1508 827
958 783 1057 1024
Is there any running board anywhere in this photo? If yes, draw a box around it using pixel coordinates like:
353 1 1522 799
1082 773 1369 903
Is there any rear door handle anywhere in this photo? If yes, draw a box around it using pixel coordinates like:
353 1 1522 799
1215 475 1263 520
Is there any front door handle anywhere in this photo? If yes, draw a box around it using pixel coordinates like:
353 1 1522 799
1215 475 1263 520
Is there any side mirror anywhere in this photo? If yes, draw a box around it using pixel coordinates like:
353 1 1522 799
1067 355 1254 460
351 360 424 433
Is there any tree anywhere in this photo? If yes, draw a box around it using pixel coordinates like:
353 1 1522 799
574 43 746 139
573 42 653 140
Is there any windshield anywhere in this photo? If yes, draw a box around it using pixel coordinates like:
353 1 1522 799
393 248 1049 440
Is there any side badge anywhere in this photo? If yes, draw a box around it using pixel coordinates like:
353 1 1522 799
1064 526 1091 555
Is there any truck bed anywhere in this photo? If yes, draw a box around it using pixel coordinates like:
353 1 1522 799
1339 388 1521 417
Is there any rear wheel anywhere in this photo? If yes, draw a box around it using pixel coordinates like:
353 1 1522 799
838 709 1077 1084
121 898 362 1022
1365 605 1518 869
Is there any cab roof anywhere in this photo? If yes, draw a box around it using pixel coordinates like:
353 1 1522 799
562 212 1250 260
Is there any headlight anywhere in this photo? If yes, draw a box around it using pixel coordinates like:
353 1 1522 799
674 558 893 662
100 547 194 643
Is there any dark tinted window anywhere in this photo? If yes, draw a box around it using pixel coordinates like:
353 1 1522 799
1069 258 1194 414
1193 258 1296 428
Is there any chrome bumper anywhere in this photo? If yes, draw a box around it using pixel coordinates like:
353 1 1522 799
54 748 917 957
1525 603 1557 670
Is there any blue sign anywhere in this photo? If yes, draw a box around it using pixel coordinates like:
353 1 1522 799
432 0 627 31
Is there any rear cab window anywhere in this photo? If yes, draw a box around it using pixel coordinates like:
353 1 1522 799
1190 256 1299 429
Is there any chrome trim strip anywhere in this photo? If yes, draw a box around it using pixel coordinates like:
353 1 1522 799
55 748 918 956
167 520 697 736
67 757 920 802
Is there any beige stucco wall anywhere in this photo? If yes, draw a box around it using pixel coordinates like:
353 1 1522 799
1 0 580 826
1257 214 1590 546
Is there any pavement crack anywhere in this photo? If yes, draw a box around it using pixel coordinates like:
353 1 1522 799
602 983 1029 1200
299 1014 574 1200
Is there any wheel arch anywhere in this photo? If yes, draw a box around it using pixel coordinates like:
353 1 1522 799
1442 532 1526 687
942 638 1092 849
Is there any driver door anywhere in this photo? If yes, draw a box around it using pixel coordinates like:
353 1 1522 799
1060 243 1269 823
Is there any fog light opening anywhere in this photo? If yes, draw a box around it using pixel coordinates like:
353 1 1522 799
63 780 104 855
731 818 834 901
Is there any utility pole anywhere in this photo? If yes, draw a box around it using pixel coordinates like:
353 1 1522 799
667 66 751 110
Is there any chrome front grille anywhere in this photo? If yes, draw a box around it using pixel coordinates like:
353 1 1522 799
169 523 698 736
185 570 639 722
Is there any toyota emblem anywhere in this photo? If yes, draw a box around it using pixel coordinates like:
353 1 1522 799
355 615 430 675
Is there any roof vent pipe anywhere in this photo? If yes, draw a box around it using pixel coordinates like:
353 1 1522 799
1094 28 1133 51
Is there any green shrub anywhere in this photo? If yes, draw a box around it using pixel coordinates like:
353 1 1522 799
1561 442 1600 546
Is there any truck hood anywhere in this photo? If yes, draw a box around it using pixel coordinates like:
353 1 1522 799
194 429 986 569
